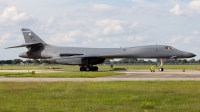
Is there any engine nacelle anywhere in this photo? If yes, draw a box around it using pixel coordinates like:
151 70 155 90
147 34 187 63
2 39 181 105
19 52 29 58
19 51 52 59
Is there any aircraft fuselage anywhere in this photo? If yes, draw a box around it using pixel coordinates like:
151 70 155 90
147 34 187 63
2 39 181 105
19 45 195 65
7 28 196 71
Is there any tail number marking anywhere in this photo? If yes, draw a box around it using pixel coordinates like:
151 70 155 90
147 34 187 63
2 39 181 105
30 36 36 42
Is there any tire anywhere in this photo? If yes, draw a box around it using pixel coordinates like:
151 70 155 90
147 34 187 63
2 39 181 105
95 66 98 71
91 66 98 71
80 67 86 71
80 67 82 71
86 67 90 71
159 68 164 72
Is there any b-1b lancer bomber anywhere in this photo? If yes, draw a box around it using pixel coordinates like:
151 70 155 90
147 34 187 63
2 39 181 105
6 28 196 71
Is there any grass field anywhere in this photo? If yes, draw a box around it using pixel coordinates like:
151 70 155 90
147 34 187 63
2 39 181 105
0 65 200 70
0 81 200 112
0 72 124 78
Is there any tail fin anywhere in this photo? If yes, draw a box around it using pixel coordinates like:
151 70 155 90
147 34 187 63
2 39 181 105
5 28 47 49
22 28 46 44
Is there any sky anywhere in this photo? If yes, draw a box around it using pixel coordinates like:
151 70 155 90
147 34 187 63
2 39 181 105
0 0 200 60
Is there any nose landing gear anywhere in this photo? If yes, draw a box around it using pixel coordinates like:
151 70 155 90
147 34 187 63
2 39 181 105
158 58 166 72
159 67 164 72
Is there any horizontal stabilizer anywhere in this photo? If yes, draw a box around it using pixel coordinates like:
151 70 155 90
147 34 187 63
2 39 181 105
5 43 43 49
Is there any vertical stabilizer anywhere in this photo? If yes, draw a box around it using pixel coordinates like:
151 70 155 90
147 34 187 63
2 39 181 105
21 28 46 44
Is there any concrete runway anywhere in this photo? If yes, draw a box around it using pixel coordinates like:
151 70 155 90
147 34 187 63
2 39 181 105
0 70 200 82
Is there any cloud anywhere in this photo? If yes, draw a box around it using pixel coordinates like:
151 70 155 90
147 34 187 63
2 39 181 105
61 20 87 27
68 30 82 37
169 36 182 43
80 4 133 14
46 17 54 27
170 4 184 16
48 33 76 44
86 20 139 39
130 22 138 28
182 36 194 43
93 19 129 35
0 33 10 44
82 40 91 45
40 17 56 33
47 30 83 45
1 33 11 40
193 30 199 35
97 37 119 43
95 34 146 46
169 35 195 44
170 0 200 16
189 0 200 10
90 4 116 11
81 4 116 12
0 33 23 46
125 35 145 42
0 6 37 24
131 0 145 3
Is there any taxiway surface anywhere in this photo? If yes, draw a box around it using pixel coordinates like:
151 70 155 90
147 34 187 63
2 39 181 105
0 70 200 82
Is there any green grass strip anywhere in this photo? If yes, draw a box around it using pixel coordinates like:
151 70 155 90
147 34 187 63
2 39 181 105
0 81 200 111
0 72 124 78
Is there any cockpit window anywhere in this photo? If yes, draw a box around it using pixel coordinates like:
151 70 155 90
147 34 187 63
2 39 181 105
171 47 176 50
165 46 176 50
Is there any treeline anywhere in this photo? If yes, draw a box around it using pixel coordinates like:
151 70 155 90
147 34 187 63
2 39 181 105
104 58 200 65
0 59 49 65
0 58 199 65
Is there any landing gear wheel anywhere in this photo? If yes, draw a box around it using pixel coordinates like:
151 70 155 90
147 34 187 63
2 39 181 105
95 66 98 71
83 66 99 71
92 66 98 71
86 67 90 71
159 68 164 72
80 67 86 71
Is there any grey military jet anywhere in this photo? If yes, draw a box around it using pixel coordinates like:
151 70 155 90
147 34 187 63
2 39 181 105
6 28 196 71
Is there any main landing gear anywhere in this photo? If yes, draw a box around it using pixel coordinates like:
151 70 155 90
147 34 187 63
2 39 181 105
80 66 98 71
158 58 166 72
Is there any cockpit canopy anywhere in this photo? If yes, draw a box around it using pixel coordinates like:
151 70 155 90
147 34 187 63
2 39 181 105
165 46 176 50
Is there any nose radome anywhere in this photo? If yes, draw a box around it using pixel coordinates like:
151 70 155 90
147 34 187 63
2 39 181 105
187 52 196 58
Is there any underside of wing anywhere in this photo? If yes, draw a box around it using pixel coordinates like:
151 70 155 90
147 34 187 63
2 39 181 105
51 54 101 60
49 54 105 65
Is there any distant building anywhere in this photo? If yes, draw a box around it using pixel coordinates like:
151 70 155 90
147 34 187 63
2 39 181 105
20 62 24 65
